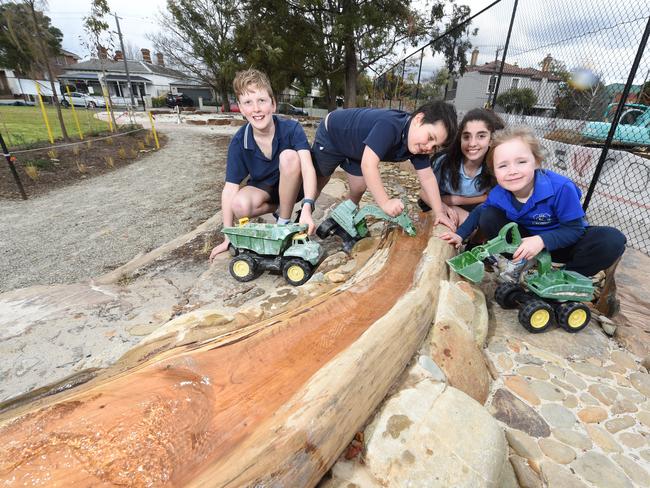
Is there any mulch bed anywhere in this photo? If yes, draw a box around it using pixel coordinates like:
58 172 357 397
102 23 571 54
0 129 167 200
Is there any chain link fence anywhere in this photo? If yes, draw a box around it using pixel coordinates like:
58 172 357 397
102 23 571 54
372 0 650 255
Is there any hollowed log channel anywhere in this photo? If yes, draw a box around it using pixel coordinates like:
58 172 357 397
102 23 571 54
0 215 440 487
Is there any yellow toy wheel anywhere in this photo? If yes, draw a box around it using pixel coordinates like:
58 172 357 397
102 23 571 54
518 300 553 333
557 302 591 333
229 254 257 282
282 258 312 286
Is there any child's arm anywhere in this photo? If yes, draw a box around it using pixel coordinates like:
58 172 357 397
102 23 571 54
297 149 317 234
442 194 488 206
416 167 455 230
360 146 404 216
209 182 239 262
439 205 483 247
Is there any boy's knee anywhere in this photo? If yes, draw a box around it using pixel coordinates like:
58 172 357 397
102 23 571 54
231 195 253 217
601 227 627 258
279 150 301 175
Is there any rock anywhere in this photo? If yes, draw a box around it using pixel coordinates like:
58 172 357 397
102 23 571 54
563 394 578 408
611 399 638 414
416 355 446 383
497 354 514 371
551 378 577 393
612 453 650 486
616 385 646 403
618 432 645 449
637 410 650 427
436 280 488 346
565 371 587 390
514 353 544 366
517 365 550 380
577 406 608 423
585 424 622 452
317 251 349 275
509 455 542 488
363 385 508 487
605 416 635 433
640 449 650 462
587 383 618 405
552 428 592 450
488 340 509 354
539 404 576 429
570 361 613 379
325 271 348 283
630 371 650 397
571 451 633 488
428 320 490 404
529 380 566 401
540 462 589 488
642 356 650 371
319 458 381 487
538 438 576 464
504 376 541 406
545 363 566 378
579 392 600 406
505 429 543 469
490 389 551 438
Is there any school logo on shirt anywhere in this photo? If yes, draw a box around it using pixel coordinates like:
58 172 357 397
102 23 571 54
532 212 552 225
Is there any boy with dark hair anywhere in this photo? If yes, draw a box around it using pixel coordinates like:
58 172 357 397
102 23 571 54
210 69 317 261
312 101 458 228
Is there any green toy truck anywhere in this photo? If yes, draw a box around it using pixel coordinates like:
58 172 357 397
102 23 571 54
447 223 594 334
316 199 417 253
222 220 325 286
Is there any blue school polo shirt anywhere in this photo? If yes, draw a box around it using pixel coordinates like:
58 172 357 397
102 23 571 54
324 108 431 169
485 169 586 233
432 153 485 197
225 115 311 186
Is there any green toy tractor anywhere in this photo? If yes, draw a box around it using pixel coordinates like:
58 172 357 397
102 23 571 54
316 199 417 253
447 223 594 334
222 220 325 286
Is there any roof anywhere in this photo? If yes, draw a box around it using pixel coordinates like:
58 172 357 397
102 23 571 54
465 61 562 82
60 49 81 60
64 59 188 80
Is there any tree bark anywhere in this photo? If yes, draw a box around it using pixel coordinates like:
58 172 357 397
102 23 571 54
0 215 449 487
343 33 357 108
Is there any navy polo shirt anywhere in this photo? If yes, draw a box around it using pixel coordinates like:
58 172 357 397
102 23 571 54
225 115 311 187
324 108 431 169
485 169 586 233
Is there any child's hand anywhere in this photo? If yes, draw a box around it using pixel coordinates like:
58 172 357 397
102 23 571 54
380 198 405 217
209 238 230 263
299 208 316 235
434 212 457 232
440 231 463 248
442 203 459 228
513 235 545 261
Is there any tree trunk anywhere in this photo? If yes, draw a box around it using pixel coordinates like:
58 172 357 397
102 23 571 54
0 216 450 486
320 77 336 112
343 34 357 108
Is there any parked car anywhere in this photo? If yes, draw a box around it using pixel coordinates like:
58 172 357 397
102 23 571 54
221 101 240 113
166 93 194 108
581 103 650 147
61 92 107 108
277 102 308 116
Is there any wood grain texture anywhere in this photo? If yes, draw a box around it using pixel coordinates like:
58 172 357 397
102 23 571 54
0 214 451 487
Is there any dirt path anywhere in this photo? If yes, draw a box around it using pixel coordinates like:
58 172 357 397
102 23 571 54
0 124 233 292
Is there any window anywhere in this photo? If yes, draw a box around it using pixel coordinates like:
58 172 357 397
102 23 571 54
487 75 497 94
511 78 520 89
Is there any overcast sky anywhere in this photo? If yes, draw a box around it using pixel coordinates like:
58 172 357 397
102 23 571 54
47 0 649 85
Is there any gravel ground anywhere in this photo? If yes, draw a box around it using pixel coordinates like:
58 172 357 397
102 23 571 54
0 123 236 292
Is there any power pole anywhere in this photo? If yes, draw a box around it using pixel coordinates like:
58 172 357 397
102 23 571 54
114 13 136 109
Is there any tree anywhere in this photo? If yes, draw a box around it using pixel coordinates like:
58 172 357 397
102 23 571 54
638 81 650 106
150 0 243 110
497 88 537 114
0 1 70 141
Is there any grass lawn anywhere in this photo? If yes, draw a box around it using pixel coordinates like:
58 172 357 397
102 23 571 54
0 105 112 148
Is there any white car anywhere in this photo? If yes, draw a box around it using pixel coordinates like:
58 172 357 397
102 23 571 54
61 92 107 109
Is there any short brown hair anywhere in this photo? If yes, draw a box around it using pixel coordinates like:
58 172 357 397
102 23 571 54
486 126 547 174
232 69 274 100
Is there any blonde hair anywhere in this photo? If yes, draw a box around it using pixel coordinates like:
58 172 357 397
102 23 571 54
486 126 547 174
232 69 274 100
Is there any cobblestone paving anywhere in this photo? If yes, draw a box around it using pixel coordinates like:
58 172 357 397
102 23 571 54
485 310 650 487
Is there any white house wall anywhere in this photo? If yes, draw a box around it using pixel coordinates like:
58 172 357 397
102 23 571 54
3 71 61 96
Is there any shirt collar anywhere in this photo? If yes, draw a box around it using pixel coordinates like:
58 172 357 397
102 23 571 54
460 160 483 179
528 169 554 203
244 115 279 151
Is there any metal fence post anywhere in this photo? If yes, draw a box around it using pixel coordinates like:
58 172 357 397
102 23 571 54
582 16 650 211
414 49 425 107
0 133 27 200
490 0 519 108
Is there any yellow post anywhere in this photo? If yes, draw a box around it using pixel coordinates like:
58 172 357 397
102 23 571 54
147 111 160 149
65 86 84 140
101 86 114 132
35 83 54 144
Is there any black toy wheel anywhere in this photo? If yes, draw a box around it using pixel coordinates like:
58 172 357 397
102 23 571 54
282 258 312 286
229 254 257 282
557 302 591 333
228 243 239 257
495 282 521 309
316 217 339 239
518 300 554 333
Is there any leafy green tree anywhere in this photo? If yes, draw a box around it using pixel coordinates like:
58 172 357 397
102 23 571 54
150 0 243 110
496 87 537 114
1 1 70 141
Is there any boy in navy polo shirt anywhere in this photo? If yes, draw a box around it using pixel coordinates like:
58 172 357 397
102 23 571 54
441 126 626 284
312 101 458 228
209 69 317 261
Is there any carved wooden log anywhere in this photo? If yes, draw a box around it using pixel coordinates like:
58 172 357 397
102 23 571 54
0 214 452 486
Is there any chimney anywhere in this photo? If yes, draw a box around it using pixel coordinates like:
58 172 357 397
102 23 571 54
470 48 479 67
542 53 553 72
156 52 164 67
97 45 108 60
141 48 152 64
114 50 123 61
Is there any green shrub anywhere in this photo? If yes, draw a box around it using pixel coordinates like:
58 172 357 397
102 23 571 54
151 95 167 108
